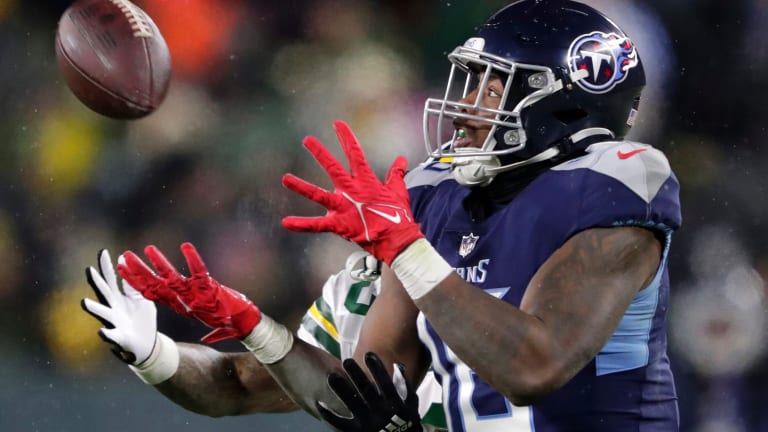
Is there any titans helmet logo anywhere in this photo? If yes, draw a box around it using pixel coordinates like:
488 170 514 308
568 31 639 94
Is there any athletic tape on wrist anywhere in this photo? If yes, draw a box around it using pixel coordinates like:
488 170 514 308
129 333 179 385
391 238 454 300
240 314 294 364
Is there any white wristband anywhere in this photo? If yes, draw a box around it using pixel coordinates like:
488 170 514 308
129 333 179 385
391 238 454 300
240 314 294 364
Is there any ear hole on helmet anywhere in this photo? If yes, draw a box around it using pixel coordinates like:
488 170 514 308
553 108 587 124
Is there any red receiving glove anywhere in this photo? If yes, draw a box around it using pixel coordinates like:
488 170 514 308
117 242 261 344
282 120 424 265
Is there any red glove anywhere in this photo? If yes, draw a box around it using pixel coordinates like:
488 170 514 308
116 242 262 344
281 121 424 265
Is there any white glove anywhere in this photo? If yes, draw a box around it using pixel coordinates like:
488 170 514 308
346 251 382 282
81 249 158 365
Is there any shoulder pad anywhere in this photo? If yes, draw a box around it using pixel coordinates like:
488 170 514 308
405 160 454 190
552 141 672 203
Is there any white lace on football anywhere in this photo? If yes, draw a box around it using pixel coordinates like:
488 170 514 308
109 0 153 38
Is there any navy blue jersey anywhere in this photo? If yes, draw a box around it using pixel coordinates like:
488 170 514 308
407 141 681 431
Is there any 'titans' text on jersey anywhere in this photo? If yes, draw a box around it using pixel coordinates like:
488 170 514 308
406 141 681 432
454 259 490 283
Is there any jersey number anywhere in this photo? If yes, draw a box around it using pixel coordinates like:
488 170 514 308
428 287 532 431
344 280 376 315
449 350 532 431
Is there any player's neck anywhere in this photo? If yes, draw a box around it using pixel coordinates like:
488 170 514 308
462 160 554 222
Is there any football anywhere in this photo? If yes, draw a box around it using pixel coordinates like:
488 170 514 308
55 0 172 119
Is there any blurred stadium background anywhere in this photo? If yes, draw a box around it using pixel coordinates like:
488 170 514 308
1 0 766 431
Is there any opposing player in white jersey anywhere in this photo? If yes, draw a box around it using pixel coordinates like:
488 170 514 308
82 249 446 431
297 252 446 430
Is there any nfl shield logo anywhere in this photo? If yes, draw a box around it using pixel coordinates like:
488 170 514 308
459 233 479 258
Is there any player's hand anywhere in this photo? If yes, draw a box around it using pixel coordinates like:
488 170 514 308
317 352 423 432
116 242 262 344
81 249 158 365
281 120 424 265
346 251 382 282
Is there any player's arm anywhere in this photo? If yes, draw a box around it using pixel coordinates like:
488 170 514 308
354 266 430 386
156 340 347 417
154 345 297 416
81 249 298 416
82 248 349 420
408 226 661 404
280 121 661 405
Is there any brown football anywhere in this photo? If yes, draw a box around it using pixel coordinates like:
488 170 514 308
55 0 172 119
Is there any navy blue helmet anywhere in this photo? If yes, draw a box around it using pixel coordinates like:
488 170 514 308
423 0 646 186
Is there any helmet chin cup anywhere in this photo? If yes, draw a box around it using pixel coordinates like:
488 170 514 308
450 151 501 187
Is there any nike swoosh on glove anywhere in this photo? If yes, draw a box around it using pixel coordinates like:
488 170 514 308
281 120 424 265
117 242 262 344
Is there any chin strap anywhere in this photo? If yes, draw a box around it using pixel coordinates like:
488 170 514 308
485 147 561 176
559 127 615 154
569 127 614 143
451 147 559 187
451 127 615 187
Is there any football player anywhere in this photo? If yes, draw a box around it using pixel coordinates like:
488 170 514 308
82 248 446 431
280 0 682 431
91 0 681 431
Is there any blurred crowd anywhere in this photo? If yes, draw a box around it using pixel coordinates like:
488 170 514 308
0 0 767 431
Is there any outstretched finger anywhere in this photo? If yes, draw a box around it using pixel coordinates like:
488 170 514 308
282 215 338 234
333 120 376 181
364 352 401 402
144 245 182 279
120 250 164 290
282 174 340 209
342 357 380 402
117 255 172 305
122 251 157 278
385 156 411 204
325 372 368 423
81 297 115 328
96 249 119 293
303 135 351 187
384 156 409 187
180 242 209 277
86 265 115 307
316 399 358 432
